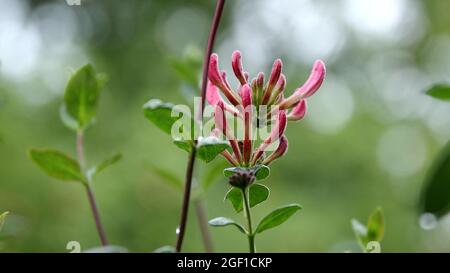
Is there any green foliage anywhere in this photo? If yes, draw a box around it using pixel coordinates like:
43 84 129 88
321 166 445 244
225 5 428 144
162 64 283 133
255 204 302 234
28 149 85 184
173 140 193 153
143 99 180 135
419 142 450 218
208 217 247 234
143 99 199 153
351 207 385 251
169 46 202 89
88 153 122 179
254 165 270 180
225 184 270 213
0 211 8 232
425 84 450 101
196 136 229 163
62 64 107 131
223 165 271 181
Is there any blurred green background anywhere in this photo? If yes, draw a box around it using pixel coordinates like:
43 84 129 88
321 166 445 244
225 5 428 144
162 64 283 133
1 0 450 252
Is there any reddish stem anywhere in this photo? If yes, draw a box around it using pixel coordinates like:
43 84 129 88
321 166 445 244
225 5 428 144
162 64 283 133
176 0 226 253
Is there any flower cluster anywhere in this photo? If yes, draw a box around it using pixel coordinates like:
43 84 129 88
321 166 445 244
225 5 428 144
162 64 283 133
207 50 326 168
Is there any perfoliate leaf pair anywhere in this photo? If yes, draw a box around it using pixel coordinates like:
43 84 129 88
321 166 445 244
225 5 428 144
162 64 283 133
209 204 302 235
143 99 229 163
0 211 9 232
351 207 385 252
224 165 270 181
29 149 121 185
61 64 107 131
225 184 269 213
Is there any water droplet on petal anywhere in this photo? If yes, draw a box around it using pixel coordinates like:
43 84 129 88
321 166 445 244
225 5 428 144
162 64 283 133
419 213 438 230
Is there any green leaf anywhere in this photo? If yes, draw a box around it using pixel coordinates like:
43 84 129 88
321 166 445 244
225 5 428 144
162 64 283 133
173 140 193 153
351 218 367 249
255 204 302 234
425 84 450 101
196 136 229 163
0 211 8 232
208 217 247 234
225 187 243 212
225 184 270 213
63 64 106 131
151 165 183 190
169 46 202 88
143 99 178 135
366 207 385 243
419 142 450 218
351 207 385 251
28 149 85 183
88 153 122 179
153 245 176 253
249 184 270 208
143 99 196 139
253 165 270 180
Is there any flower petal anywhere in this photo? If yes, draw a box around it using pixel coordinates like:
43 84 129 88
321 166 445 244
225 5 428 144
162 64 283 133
280 60 326 109
287 99 307 121
232 50 247 85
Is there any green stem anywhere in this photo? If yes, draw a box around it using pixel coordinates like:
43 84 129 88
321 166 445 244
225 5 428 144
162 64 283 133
77 131 109 246
242 187 256 253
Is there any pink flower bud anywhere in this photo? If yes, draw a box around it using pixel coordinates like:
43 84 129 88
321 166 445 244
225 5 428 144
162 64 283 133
262 135 288 165
244 72 249 82
257 72 265 89
214 101 227 136
214 101 242 163
208 54 241 106
261 59 283 104
221 71 232 90
268 59 283 89
251 111 287 165
240 84 253 164
253 72 265 104
241 84 252 109
287 99 307 121
268 73 286 105
208 54 224 87
299 60 326 98
277 73 286 90
279 60 326 109
206 81 221 105
232 50 247 85
267 110 287 143
207 81 240 116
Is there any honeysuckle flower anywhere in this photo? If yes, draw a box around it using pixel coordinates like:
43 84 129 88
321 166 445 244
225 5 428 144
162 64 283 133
208 50 326 169
287 99 307 121
262 135 288 165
